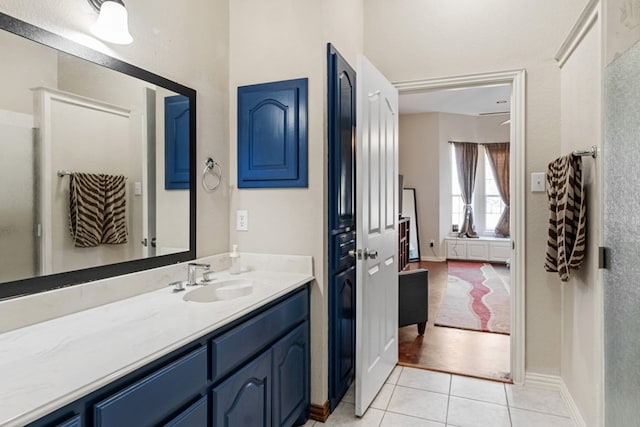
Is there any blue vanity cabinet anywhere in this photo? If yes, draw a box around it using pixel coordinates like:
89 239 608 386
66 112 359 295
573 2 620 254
28 285 310 427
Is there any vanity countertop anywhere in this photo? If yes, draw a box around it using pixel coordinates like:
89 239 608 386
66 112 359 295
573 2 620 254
0 268 313 427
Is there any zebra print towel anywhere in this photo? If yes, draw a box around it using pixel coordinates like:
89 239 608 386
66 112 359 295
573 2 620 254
544 155 586 282
69 173 127 248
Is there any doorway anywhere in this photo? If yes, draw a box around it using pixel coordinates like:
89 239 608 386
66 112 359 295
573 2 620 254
394 70 525 383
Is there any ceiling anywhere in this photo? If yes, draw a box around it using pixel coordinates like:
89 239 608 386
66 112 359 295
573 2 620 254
399 84 512 116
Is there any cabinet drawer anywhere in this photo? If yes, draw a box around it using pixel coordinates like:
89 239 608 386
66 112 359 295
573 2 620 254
164 395 208 427
333 231 355 271
94 346 208 427
56 415 81 427
211 289 308 382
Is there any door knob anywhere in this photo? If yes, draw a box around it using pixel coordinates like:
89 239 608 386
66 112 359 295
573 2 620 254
365 249 378 259
348 249 378 260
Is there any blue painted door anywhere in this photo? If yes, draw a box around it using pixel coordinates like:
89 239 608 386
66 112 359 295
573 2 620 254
272 323 310 427
213 351 272 427
165 95 190 190
327 43 357 410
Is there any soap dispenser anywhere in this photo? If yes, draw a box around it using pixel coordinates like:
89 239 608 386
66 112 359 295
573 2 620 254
229 244 241 275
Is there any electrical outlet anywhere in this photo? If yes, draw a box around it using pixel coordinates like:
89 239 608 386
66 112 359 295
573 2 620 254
429 239 435 247
236 210 248 231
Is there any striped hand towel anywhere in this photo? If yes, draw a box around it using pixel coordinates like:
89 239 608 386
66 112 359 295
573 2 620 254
102 174 128 245
69 173 105 248
544 155 586 282
69 173 128 247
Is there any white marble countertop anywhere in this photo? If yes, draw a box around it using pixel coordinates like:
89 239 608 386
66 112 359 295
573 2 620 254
0 265 313 427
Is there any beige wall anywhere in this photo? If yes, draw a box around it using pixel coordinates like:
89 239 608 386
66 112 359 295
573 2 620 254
0 0 231 259
229 0 364 406
365 0 589 376
559 13 604 426
399 113 509 258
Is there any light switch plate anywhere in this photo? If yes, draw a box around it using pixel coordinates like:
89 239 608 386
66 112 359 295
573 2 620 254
531 172 546 192
236 210 248 231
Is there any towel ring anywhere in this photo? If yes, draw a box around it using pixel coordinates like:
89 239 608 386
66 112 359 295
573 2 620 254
202 157 222 192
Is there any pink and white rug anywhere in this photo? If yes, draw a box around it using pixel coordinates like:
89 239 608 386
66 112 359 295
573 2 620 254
434 261 510 335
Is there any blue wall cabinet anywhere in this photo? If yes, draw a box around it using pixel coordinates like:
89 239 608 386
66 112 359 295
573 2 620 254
237 78 308 188
165 95 190 190
327 43 357 410
28 286 310 427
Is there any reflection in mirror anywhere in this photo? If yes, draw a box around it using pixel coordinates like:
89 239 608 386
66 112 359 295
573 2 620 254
0 15 195 298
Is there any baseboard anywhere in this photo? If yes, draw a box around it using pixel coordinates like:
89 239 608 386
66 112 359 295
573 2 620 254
559 379 587 427
420 256 446 262
524 372 586 427
310 401 330 422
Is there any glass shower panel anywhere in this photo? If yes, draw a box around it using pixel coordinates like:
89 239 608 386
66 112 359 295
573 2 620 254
604 40 640 425
0 113 35 282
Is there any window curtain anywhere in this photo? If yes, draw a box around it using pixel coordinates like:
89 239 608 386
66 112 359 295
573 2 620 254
453 142 479 238
485 143 510 237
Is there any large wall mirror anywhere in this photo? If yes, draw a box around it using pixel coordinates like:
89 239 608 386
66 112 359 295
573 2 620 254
0 13 196 299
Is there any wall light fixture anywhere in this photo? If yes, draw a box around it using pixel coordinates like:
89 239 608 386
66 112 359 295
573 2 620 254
87 0 133 45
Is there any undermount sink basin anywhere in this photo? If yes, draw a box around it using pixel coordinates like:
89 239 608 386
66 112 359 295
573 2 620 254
183 279 255 303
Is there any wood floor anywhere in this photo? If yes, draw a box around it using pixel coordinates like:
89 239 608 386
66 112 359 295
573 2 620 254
398 261 512 382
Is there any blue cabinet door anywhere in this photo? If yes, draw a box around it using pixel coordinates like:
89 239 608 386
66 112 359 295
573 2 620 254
329 265 356 408
213 351 272 427
165 94 190 189
237 78 308 188
272 323 310 427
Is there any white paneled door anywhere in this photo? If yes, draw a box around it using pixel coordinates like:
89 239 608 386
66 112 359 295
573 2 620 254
354 55 399 416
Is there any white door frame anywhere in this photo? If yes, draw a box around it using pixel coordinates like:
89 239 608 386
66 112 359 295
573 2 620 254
394 69 526 384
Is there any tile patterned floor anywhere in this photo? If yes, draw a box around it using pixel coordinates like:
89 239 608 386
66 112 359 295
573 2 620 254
306 366 575 427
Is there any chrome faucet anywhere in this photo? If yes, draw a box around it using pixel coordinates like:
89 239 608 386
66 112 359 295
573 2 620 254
187 262 210 286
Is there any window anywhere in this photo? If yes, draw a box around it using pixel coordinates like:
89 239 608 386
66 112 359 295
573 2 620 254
451 145 506 236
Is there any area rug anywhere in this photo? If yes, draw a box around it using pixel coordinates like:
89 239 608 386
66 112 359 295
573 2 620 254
434 261 510 334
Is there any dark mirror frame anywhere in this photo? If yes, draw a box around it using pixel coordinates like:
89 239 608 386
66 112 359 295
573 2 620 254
0 13 197 300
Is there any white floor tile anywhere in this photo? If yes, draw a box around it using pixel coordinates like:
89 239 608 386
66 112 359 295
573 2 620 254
302 419 317 426
321 402 385 426
387 385 449 423
510 408 575 427
342 383 355 404
397 367 451 394
387 365 403 384
371 383 395 410
380 411 445 426
449 375 507 406
506 384 570 418
447 396 511 427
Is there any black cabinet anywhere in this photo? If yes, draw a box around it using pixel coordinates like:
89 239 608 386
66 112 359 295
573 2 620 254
30 285 310 427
